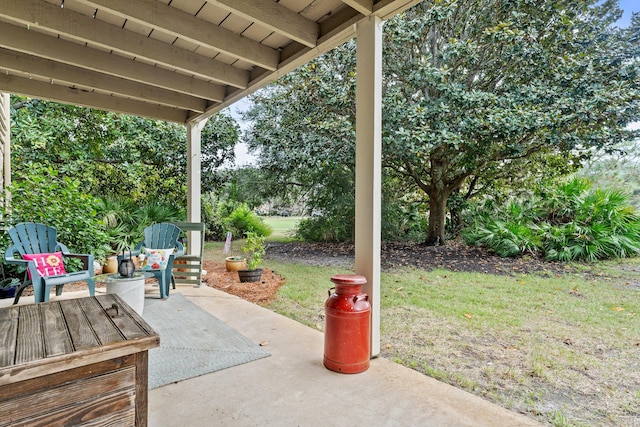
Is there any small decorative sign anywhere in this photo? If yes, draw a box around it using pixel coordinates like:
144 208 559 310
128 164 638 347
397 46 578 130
223 231 232 254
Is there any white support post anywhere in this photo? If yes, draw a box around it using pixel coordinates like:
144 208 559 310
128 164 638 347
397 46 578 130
186 118 207 256
0 92 10 213
355 16 383 357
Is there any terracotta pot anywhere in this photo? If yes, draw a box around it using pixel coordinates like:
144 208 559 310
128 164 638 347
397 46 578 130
225 257 246 272
174 259 187 272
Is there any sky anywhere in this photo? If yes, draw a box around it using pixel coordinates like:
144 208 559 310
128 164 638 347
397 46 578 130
617 0 638 27
227 98 254 166
229 1 640 166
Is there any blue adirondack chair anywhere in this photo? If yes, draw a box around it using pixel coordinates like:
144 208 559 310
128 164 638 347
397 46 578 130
124 223 183 299
4 222 95 304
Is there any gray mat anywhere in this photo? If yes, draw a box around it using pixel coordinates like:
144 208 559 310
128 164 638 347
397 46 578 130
143 293 270 389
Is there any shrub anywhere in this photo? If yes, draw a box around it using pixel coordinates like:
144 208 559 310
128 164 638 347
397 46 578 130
463 178 640 261
224 204 271 238
1 165 111 273
296 214 353 242
95 196 185 256
241 232 266 270
463 219 540 257
539 186 640 262
382 199 427 242
201 193 225 241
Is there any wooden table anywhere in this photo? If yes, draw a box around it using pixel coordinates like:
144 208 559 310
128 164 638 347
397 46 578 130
0 294 159 426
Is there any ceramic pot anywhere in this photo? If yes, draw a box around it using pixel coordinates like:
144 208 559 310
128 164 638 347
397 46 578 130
225 257 246 272
103 255 118 274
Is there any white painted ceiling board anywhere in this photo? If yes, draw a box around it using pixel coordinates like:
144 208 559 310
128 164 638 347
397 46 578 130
0 0 421 122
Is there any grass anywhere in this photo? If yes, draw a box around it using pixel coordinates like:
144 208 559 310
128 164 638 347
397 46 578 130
203 227 640 426
262 216 303 241
261 260 640 426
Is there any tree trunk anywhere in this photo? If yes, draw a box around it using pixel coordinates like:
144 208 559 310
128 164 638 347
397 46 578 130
422 153 452 246
424 190 448 246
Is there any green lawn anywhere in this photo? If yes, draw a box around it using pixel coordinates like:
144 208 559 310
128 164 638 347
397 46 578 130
203 218 640 427
262 216 303 241
263 258 640 427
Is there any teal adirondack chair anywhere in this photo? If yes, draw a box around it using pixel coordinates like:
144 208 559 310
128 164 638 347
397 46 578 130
124 223 183 299
4 222 95 304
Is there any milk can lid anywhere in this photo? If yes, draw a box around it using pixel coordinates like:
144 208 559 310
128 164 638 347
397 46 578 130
330 274 367 285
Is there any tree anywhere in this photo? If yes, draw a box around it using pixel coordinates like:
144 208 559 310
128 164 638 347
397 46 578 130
578 138 640 208
383 0 640 245
245 45 359 240
10 98 240 204
245 0 640 245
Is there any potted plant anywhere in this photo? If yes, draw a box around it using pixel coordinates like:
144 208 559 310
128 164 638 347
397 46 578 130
237 232 266 283
0 278 19 299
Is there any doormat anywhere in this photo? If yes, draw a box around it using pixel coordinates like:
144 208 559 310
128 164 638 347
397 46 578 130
143 293 270 389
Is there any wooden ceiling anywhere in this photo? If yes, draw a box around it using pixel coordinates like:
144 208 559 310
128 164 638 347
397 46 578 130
0 0 421 123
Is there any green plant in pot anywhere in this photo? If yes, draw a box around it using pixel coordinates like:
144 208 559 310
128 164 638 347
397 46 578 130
238 232 266 283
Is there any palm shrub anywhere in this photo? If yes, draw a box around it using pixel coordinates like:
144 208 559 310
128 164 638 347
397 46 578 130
463 219 540 257
463 178 640 261
462 197 541 257
539 184 640 261
95 196 185 255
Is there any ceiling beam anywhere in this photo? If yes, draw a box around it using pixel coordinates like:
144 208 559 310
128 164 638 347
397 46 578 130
0 0 248 89
194 5 363 122
0 49 207 112
373 0 424 19
0 74 188 123
74 0 280 71
0 22 225 102
209 0 319 48
341 0 372 15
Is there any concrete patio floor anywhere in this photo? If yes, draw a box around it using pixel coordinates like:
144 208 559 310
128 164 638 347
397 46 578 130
1 284 542 426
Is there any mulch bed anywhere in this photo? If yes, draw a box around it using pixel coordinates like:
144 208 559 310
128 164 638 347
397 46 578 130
202 261 284 305
265 240 576 276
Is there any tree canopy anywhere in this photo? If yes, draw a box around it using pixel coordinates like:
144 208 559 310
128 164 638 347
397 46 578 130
245 0 640 244
10 98 240 205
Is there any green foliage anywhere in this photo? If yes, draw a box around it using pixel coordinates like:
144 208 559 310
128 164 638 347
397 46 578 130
201 193 227 241
0 278 19 289
10 98 239 205
296 214 353 242
246 43 358 242
245 1 640 246
219 167 271 210
224 204 272 239
95 196 185 255
381 178 428 241
201 194 274 241
1 164 111 262
8 97 240 261
463 178 640 261
241 232 266 270
463 220 541 258
382 0 640 244
578 139 640 209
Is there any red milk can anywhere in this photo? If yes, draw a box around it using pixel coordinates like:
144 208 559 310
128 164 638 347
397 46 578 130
324 274 371 373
